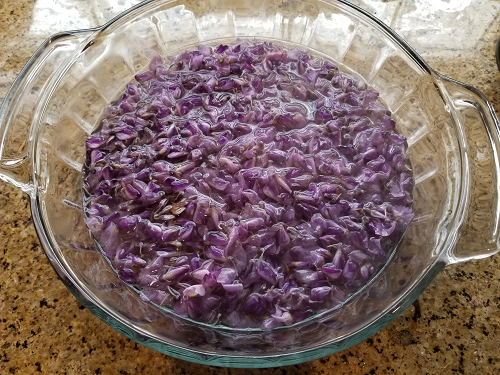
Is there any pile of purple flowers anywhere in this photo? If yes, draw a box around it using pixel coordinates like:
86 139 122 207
83 41 414 329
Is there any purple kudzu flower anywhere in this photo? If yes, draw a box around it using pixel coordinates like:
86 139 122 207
206 231 228 246
241 218 265 232
86 137 106 149
310 286 331 301
222 283 244 292
205 245 227 262
116 215 138 232
209 177 230 191
83 41 414 329
183 284 206 298
256 260 278 284
161 227 179 242
216 267 237 284
242 294 267 317
163 265 190 281
322 263 343 280
119 268 138 284
343 260 359 281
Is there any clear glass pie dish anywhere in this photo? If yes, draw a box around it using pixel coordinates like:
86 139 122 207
0 0 499 368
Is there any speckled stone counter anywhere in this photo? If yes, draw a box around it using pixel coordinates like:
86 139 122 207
1 1 499 374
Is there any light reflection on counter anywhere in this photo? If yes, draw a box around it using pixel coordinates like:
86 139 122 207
29 0 141 37
26 0 499 60
351 0 499 58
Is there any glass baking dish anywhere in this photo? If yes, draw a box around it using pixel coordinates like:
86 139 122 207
0 0 499 368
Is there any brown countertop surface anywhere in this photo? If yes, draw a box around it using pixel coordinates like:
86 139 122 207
1 1 499 374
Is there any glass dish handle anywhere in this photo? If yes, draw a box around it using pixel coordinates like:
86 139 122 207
437 74 500 264
0 30 93 194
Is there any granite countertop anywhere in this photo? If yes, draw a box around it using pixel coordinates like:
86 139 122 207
1 1 499 374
